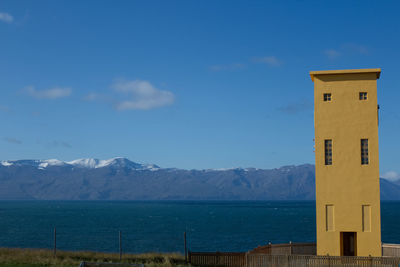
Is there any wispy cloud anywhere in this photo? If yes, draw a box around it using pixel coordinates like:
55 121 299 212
84 93 101 101
210 56 282 72
4 137 22 144
111 80 175 110
324 49 341 59
277 100 313 115
252 56 282 66
24 86 72 99
324 43 369 59
210 63 246 72
83 92 113 107
36 139 72 149
381 171 400 182
342 43 368 55
0 12 13 23
50 140 72 148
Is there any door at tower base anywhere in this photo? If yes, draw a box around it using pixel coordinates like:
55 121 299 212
341 232 357 256
310 69 382 257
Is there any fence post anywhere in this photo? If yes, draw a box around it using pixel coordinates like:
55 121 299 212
184 232 187 264
119 231 122 261
53 227 56 258
188 250 191 264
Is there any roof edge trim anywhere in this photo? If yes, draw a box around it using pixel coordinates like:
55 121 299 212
310 68 381 81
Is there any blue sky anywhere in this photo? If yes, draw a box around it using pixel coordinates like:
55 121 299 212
0 1 399 178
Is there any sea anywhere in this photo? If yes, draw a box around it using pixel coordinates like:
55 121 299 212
0 201 399 254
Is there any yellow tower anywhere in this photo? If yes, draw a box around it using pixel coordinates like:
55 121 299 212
310 69 382 257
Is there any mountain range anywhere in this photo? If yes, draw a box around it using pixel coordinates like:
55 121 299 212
1 158 400 200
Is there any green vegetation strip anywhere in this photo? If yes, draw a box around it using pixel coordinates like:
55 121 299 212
0 248 186 267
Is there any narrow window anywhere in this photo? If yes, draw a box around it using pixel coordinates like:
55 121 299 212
325 139 332 165
326 205 334 231
323 93 332 102
359 92 368 100
361 139 369 165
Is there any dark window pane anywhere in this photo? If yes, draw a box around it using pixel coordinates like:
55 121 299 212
325 139 332 165
361 139 369 165
359 92 368 100
324 93 332 102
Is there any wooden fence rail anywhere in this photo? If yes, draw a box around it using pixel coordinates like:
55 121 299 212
247 254 400 267
249 242 316 256
382 243 400 257
189 252 400 267
189 251 246 267
79 262 144 267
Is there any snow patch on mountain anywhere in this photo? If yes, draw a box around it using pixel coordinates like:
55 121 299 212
67 158 100 168
1 161 13 166
38 159 66 169
142 164 161 171
206 167 256 172
63 157 160 170
96 158 117 168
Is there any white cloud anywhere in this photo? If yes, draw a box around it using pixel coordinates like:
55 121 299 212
0 12 13 23
381 171 400 182
342 43 368 55
324 44 368 59
25 86 72 99
112 80 174 110
324 49 341 59
209 63 246 72
252 56 282 66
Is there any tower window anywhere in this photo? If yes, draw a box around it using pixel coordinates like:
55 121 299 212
326 205 334 231
361 139 369 165
325 139 332 165
359 92 368 100
323 93 332 102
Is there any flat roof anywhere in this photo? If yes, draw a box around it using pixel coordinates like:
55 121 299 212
310 68 381 81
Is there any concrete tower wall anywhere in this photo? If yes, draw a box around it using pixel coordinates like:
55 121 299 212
311 69 382 256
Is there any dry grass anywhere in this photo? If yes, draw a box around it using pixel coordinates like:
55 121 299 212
0 248 186 267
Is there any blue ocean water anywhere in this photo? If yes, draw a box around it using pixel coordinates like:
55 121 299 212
0 201 399 254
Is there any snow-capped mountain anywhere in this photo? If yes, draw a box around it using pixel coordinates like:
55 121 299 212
1 157 160 171
0 160 399 200
66 157 159 170
0 159 66 169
